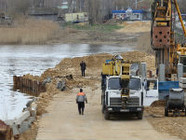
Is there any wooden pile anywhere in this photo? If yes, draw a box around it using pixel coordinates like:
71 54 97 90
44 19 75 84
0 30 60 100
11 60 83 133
13 76 46 96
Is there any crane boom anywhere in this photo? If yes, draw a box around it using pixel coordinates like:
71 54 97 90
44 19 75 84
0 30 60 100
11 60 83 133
174 0 186 37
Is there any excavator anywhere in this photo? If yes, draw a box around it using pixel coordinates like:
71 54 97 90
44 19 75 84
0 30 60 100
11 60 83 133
151 0 186 79
151 0 186 116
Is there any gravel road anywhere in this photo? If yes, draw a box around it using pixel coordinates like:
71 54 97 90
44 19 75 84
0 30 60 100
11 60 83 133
36 83 181 140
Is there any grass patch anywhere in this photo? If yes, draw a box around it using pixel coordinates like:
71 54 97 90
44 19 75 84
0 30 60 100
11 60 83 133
65 23 123 32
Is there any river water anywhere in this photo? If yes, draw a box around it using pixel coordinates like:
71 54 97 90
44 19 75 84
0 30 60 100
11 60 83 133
0 44 134 121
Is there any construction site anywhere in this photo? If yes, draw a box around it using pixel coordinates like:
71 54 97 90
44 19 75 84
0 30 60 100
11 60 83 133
0 0 186 140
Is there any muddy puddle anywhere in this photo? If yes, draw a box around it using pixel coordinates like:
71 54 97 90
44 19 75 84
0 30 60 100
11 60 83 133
0 44 135 121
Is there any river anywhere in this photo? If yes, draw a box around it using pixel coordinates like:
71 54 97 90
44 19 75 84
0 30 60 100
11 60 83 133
0 44 135 121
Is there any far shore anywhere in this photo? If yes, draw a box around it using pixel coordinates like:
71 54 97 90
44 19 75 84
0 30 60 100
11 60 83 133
0 19 151 46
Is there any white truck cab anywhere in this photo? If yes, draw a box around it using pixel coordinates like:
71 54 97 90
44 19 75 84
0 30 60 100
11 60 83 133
102 76 144 120
143 78 159 106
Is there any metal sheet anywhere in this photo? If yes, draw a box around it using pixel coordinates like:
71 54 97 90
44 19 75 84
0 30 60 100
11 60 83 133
152 26 171 49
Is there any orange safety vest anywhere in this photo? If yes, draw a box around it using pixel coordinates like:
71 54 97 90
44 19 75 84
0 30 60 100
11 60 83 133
77 92 85 96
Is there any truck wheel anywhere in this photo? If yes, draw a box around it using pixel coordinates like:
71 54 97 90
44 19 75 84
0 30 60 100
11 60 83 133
104 111 110 120
137 112 143 120
165 108 168 117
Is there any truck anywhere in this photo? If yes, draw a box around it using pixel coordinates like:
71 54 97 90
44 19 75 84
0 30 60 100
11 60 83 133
101 55 160 120
165 88 186 116
101 55 146 120
101 75 144 120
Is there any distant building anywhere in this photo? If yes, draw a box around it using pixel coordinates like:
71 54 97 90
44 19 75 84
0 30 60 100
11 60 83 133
112 8 151 21
65 12 88 23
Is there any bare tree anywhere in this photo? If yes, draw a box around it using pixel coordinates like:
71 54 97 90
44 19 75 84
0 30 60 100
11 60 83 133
6 0 31 15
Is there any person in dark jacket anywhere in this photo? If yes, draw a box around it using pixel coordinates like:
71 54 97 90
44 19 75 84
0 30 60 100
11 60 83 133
80 61 86 77
76 88 87 115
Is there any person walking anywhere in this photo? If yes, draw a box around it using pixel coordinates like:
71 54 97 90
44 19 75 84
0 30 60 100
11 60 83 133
76 89 87 115
80 61 86 77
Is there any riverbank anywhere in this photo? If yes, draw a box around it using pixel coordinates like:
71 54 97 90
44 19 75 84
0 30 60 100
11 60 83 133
0 19 151 46
48 20 151 46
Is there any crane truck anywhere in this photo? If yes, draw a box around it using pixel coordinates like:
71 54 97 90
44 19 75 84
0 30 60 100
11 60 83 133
101 55 144 120
151 0 186 116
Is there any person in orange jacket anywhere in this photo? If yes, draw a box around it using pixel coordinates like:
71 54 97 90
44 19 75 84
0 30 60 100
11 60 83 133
76 88 88 115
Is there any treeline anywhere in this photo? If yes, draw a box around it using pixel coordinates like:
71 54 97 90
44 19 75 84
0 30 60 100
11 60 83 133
0 0 185 22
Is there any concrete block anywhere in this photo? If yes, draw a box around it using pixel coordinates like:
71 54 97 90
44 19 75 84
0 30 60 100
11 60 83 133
57 80 66 91
31 102 37 111
180 77 186 83
140 62 146 80
27 117 35 124
18 121 30 134
12 123 20 136
159 64 165 81
180 83 186 88
4 120 14 126
15 111 30 125
177 63 183 80
18 116 36 134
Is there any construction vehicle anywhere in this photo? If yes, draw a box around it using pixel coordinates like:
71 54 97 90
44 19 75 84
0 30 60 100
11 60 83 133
151 0 186 79
151 0 186 116
165 88 186 116
101 55 144 120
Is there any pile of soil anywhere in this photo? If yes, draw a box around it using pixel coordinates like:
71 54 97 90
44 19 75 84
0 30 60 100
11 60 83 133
150 100 166 107
146 103 186 140
23 74 41 81
117 21 151 33
137 32 154 54
146 108 186 140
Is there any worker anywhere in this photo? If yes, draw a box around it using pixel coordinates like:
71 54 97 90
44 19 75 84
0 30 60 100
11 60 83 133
76 88 88 115
80 61 86 77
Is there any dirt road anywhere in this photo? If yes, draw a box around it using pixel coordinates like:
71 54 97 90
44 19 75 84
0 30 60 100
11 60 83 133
36 82 181 140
